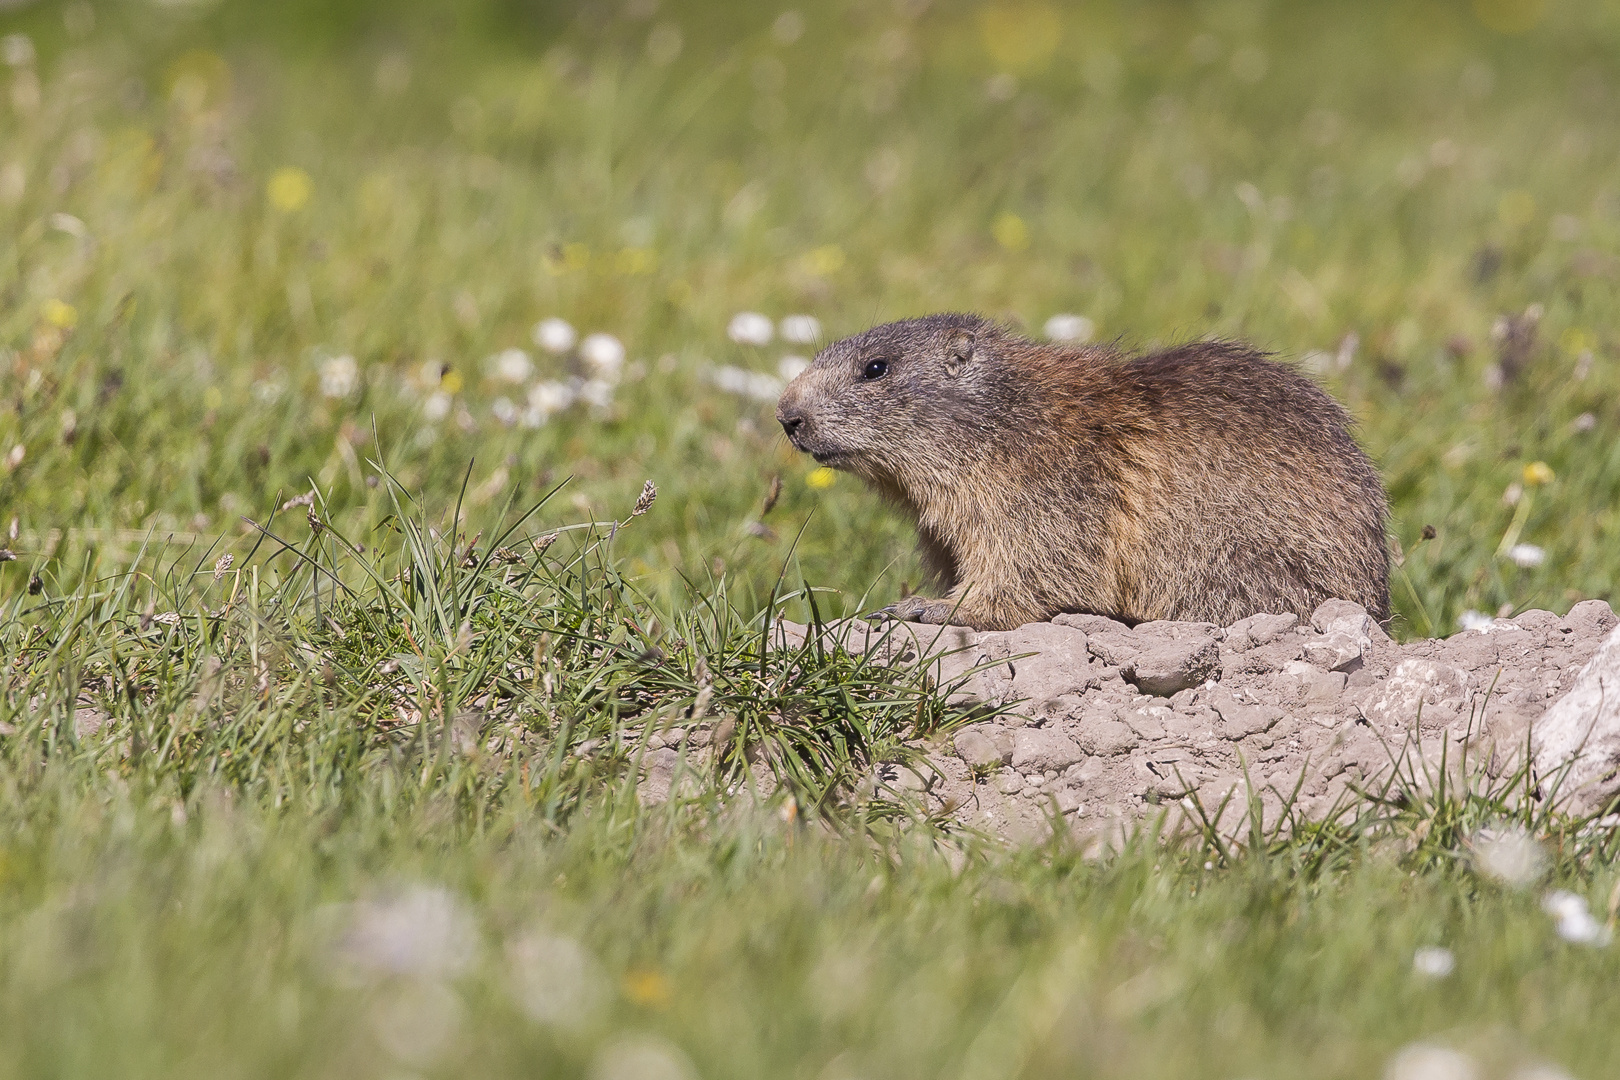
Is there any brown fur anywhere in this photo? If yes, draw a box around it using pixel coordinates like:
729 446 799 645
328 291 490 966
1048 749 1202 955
775 314 1390 631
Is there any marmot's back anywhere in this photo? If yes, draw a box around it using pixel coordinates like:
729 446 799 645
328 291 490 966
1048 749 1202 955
1087 342 1389 625
775 315 1390 631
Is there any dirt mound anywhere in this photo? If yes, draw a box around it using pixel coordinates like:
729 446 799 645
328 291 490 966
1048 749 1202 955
774 600 1620 844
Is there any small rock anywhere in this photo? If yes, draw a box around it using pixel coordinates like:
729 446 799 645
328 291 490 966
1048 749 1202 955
1304 600 1376 670
1121 704 1170 741
1208 687 1281 739
1564 599 1619 638
992 767 1024 794
74 707 109 739
638 747 681 806
1054 788 1083 814
1077 718 1135 757
1311 599 1387 645
1358 658 1470 731
1118 624 1220 697
1011 727 1084 772
1532 623 1620 814
1302 631 1365 672
1228 612 1299 649
953 727 1011 769
1280 661 1348 709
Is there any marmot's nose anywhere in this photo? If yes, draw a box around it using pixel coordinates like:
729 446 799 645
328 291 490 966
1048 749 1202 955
777 409 806 439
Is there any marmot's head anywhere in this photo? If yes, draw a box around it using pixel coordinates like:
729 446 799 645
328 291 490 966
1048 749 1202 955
775 313 1009 486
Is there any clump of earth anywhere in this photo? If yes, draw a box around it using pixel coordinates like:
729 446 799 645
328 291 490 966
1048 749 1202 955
644 599 1620 846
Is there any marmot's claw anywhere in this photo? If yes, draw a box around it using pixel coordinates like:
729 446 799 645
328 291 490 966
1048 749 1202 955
864 609 893 623
877 596 933 623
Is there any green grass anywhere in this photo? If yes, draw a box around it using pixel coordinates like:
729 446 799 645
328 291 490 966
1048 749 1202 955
3 0 1620 1075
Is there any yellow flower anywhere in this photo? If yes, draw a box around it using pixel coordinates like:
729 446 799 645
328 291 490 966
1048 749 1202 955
993 211 1030 253
267 167 312 213
1560 327 1593 356
614 247 657 275
979 4 1062 74
440 370 464 394
1473 0 1551 36
42 299 78 329
802 244 846 276
807 467 836 489
622 969 671 1008
1523 461 1554 486
1497 189 1535 229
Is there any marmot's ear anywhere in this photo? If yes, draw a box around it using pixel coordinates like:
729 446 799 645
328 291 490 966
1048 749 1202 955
945 330 974 377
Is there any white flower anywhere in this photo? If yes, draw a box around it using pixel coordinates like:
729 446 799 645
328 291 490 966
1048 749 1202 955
2 33 35 68
492 347 532 383
423 391 453 422
507 932 605 1029
778 355 810 381
1044 313 1095 343
1411 946 1455 978
711 365 784 403
533 317 578 354
778 314 822 344
1543 890 1611 946
1458 610 1494 632
369 979 464 1068
578 379 614 409
419 358 448 387
1385 1043 1479 1080
319 354 359 399
588 1035 697 1080
580 333 625 381
492 397 519 426
527 380 575 420
1507 543 1545 568
727 311 774 346
1471 824 1547 887
1514 1065 1576 1080
325 886 478 981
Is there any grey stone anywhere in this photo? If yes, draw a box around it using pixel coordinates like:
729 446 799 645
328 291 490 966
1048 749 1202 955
1302 631 1366 672
1564 599 1619 638
1208 687 1281 739
637 747 681 806
1077 719 1135 757
1304 600 1378 671
1228 612 1299 649
1105 622 1221 697
953 727 1012 769
1279 661 1348 710
1121 704 1171 741
1011 727 1085 772
1532 623 1620 814
770 603 1620 845
992 767 1024 794
1357 657 1471 731
1311 599 1387 645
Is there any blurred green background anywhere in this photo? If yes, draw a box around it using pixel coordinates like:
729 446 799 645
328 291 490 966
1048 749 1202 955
2 0 1618 633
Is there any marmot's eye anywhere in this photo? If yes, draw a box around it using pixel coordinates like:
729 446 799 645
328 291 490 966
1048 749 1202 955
862 358 890 381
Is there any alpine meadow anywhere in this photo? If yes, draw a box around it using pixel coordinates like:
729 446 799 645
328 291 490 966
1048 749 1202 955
2 1 1620 1077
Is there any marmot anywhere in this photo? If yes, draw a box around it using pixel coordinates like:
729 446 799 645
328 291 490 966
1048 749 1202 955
775 313 1389 631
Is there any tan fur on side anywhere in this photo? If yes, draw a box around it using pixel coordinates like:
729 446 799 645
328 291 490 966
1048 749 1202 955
775 314 1391 631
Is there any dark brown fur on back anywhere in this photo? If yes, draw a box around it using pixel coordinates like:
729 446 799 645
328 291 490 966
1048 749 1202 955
775 313 1390 631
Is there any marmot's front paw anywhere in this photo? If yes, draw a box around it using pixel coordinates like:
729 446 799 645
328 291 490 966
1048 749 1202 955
875 596 956 625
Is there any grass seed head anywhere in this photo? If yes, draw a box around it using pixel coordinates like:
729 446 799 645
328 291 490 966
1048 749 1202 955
632 480 657 517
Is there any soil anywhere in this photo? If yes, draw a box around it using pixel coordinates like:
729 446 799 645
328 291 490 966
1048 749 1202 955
763 599 1620 847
